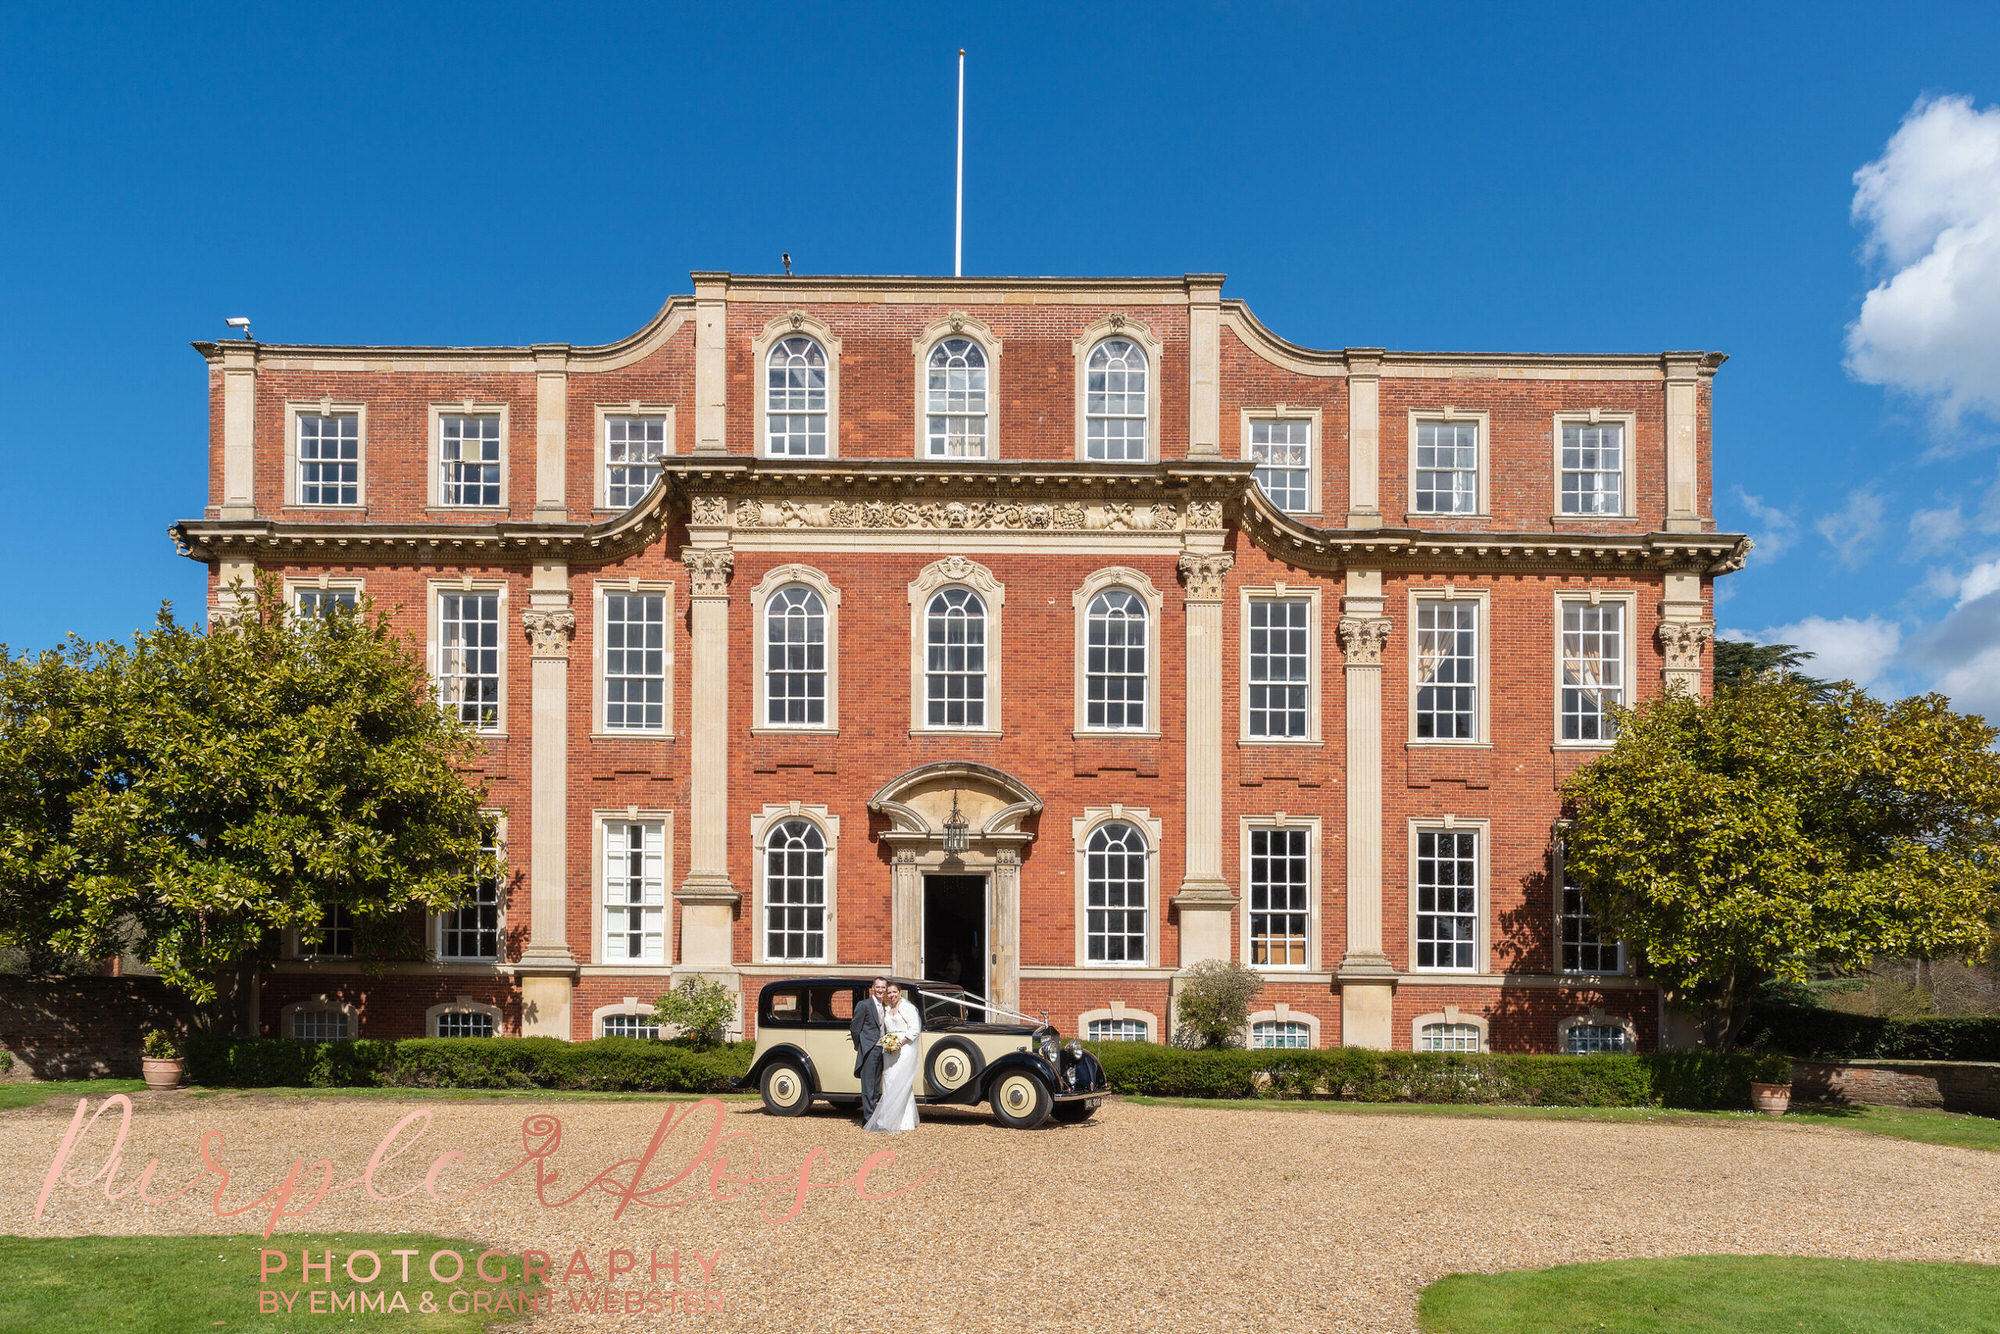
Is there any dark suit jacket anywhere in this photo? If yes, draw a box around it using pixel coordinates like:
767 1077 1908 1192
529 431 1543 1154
850 995 885 1077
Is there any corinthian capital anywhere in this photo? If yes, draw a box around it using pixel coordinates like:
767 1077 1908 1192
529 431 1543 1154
681 546 736 597
1177 551 1234 601
1338 616 1393 666
1657 618 1715 672
521 607 577 659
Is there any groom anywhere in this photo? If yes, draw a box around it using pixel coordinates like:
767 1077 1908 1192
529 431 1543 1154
850 977 891 1123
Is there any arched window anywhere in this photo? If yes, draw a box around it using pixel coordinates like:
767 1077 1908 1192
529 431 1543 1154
926 338 989 458
1251 1020 1313 1049
765 336 829 456
925 588 987 728
1084 589 1148 731
1562 1022 1630 1054
1084 338 1149 461
764 819 827 962
1085 1017 1149 1042
1084 822 1149 963
765 585 828 726
1419 1022 1482 1053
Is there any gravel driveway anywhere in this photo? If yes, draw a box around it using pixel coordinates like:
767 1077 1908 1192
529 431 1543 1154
6 1092 1996 1333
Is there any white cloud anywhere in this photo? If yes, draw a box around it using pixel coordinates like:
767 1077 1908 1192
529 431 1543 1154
1957 556 2000 604
1845 94 2000 429
1814 487 1888 569
1758 615 1904 688
1731 487 1798 563
1906 578 2000 718
1907 503 1967 557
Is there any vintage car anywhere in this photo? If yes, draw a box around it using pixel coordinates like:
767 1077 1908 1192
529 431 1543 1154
737 977 1109 1129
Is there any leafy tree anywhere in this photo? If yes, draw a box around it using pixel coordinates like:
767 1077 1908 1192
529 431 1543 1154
649 976 737 1045
1713 637 1833 697
1172 959 1266 1049
1562 679 2000 1048
0 579 498 1031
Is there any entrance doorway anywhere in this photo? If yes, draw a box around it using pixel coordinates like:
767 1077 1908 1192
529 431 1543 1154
923 874 987 999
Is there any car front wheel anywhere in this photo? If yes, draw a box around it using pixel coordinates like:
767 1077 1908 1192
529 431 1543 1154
989 1070 1053 1129
759 1059 812 1117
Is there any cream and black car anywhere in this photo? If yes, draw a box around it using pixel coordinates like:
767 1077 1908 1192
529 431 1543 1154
738 977 1109 1129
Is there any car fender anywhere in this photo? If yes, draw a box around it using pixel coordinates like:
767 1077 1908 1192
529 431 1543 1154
740 1043 821 1094
975 1051 1058 1102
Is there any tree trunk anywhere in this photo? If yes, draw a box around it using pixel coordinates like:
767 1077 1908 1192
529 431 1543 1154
234 954 258 1037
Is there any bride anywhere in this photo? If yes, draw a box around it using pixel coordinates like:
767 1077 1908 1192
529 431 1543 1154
863 982 921 1132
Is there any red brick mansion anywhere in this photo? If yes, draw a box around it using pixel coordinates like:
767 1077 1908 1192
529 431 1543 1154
170 273 1744 1053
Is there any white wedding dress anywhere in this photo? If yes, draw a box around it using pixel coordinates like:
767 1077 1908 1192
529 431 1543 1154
863 999 921 1132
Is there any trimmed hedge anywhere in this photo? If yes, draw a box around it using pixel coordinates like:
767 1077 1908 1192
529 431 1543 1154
1087 1043 1791 1110
1738 1004 2000 1062
186 1034 754 1092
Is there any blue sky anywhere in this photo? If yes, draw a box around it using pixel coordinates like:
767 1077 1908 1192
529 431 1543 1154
4 3 2000 714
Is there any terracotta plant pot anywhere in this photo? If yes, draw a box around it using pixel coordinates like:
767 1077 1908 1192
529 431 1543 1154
142 1057 183 1091
1750 1080 1790 1116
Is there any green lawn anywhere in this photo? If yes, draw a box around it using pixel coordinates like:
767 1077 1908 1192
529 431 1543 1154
1417 1256 2000 1333
185 1085 759 1104
0 1233 539 1333
0 1079 146 1111
1125 1095 2000 1153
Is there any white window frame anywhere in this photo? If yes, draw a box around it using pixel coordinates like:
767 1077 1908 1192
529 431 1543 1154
426 997 503 1038
592 998 663 1040
594 809 674 968
1553 590 1637 749
1072 806 1164 968
428 402 510 510
1558 1009 1640 1054
1073 316 1163 464
1407 586 1491 747
752 312 841 460
1241 406 1321 516
278 995 359 1042
1239 583 1323 745
752 565 841 733
912 313 1002 460
907 557 1004 736
1072 567 1163 738
1246 1005 1322 1049
1555 829 1627 977
1239 815 1320 972
1407 816 1492 974
595 403 675 511
593 579 675 737
1406 407 1490 519
750 802 840 965
286 400 368 509
435 812 506 964
1076 1003 1158 1043
292 901 355 959
1412 1007 1489 1052
285 575 365 619
1552 409 1636 520
428 579 509 736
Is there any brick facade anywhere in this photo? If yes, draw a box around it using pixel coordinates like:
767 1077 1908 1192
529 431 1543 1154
171 273 1743 1054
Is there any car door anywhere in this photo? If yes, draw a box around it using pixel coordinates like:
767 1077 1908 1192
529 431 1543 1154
804 984 864 1095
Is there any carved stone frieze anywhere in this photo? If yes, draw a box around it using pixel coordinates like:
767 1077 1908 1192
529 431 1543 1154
521 607 577 658
1185 499 1225 530
729 496 1183 533
1338 616 1393 666
1178 551 1234 601
680 546 736 596
689 495 730 527
1657 618 1715 671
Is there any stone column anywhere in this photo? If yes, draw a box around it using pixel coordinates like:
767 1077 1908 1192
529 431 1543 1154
1663 353 1704 533
1657 570 1714 695
517 559 578 1038
693 272 729 456
991 848 1022 1012
1337 567 1395 1049
210 556 257 629
1186 275 1224 458
218 343 257 519
1172 549 1237 967
532 344 570 521
1344 348 1384 529
675 536 739 981
891 850 922 979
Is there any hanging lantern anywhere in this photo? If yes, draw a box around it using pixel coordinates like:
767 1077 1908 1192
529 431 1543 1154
942 789 971 855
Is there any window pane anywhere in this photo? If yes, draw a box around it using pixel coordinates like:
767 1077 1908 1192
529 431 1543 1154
766 337 829 457
1250 418 1311 513
1414 829 1478 970
925 338 989 459
439 414 501 506
764 819 827 961
1247 599 1310 739
765 585 828 726
1414 601 1479 740
1560 422 1624 516
924 587 986 728
1248 827 1310 967
1560 602 1625 741
602 820 666 964
1084 339 1149 461
1414 420 1478 514
1084 589 1148 731
1084 823 1148 963
1561 881 1622 974
438 592 502 729
604 592 668 732
606 415 666 508
298 413 360 505
441 823 502 961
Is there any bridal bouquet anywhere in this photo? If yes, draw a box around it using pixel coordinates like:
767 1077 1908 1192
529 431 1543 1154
878 1033 907 1054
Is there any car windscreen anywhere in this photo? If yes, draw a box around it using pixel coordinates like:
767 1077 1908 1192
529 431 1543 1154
917 990 969 1028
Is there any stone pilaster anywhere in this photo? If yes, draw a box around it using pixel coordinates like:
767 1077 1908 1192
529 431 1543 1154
1172 548 1237 966
1344 348 1384 529
1663 353 1705 533
517 559 577 1039
532 345 570 521
693 272 729 455
1186 275 1224 457
991 848 1022 1011
891 850 923 979
1337 567 1395 1049
1657 569 1713 695
676 535 739 977
218 343 258 519
210 556 257 629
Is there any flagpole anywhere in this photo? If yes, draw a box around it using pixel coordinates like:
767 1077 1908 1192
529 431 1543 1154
955 48 965 278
